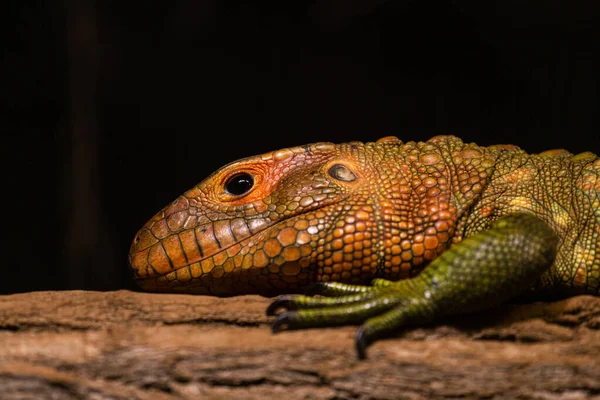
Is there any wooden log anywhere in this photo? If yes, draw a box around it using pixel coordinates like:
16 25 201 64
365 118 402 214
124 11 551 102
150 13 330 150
1 291 599 399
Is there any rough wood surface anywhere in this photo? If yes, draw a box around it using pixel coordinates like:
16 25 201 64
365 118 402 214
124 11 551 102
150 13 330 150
0 290 599 400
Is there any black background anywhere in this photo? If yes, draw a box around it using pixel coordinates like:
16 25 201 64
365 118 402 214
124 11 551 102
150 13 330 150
1 0 598 294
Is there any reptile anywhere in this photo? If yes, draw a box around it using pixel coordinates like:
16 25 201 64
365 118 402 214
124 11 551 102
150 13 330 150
129 135 600 359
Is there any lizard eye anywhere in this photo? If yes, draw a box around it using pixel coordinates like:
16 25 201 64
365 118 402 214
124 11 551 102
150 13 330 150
328 164 357 182
224 172 254 195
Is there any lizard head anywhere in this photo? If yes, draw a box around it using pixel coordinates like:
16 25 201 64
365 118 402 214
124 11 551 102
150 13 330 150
129 135 482 297
129 140 383 296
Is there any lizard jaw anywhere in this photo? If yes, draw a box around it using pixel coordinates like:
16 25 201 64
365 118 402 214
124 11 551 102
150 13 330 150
128 204 336 296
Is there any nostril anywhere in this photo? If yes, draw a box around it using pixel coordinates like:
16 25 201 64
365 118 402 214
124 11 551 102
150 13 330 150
130 229 159 254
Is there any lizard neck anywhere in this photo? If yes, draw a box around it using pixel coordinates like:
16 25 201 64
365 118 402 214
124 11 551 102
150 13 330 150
361 136 499 280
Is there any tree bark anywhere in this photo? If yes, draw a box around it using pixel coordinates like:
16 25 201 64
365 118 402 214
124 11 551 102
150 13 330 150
0 291 599 399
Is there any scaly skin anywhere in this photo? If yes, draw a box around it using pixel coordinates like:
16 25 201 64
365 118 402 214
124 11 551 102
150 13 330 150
129 135 600 358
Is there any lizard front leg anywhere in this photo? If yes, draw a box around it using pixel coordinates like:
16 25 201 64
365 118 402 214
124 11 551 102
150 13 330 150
267 213 558 359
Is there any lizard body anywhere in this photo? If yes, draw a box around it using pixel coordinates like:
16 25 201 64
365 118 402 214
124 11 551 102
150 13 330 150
129 135 599 357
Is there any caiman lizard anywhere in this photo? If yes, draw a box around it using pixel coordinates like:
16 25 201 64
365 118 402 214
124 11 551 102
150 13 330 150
129 135 600 358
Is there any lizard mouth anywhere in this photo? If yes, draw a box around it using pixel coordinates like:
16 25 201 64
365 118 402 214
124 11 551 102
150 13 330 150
129 213 276 280
128 197 341 295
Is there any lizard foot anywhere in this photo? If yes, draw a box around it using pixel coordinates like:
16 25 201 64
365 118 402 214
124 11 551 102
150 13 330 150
268 284 416 359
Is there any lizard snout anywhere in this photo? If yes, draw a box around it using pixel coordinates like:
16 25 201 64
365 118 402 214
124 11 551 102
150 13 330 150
128 195 197 280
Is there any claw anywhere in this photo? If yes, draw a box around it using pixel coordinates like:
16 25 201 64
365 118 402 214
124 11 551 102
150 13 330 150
266 295 297 316
355 325 370 360
271 311 296 333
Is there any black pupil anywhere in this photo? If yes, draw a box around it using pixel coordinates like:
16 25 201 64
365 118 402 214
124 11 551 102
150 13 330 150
225 173 254 195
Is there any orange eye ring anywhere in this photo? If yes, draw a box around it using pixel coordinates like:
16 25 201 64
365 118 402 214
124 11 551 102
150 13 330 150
215 166 267 204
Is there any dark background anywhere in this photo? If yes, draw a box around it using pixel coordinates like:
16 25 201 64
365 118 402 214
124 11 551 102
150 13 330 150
1 0 598 294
